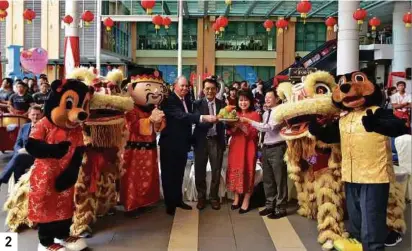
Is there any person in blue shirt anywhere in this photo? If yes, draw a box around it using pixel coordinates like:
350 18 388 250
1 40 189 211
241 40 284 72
0 105 43 184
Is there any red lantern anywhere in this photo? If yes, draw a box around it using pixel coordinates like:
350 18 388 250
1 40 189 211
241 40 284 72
325 17 337 32
0 10 6 22
152 15 163 31
141 0 156 15
23 8 36 24
263 20 274 33
368 17 381 31
81 10 94 27
297 0 312 24
353 8 367 25
103 17 114 31
212 22 220 35
276 18 288 36
403 12 412 28
216 16 228 32
63 15 73 25
162 16 172 29
0 0 9 16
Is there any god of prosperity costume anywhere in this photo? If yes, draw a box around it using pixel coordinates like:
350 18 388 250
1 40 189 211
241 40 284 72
27 79 92 251
121 72 168 216
274 71 347 251
309 72 408 251
67 68 134 238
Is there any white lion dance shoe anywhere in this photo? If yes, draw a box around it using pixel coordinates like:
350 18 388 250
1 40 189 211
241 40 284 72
54 237 88 251
38 243 67 251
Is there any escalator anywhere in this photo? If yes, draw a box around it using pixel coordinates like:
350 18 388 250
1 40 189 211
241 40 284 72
265 39 338 88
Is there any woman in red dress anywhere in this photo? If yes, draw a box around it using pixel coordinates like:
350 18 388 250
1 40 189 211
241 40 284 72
227 90 261 214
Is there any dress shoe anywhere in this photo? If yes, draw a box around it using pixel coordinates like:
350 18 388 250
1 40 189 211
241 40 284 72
177 202 192 210
78 229 92 238
259 207 273 216
231 203 241 210
166 207 176 216
239 206 250 214
267 208 287 219
197 199 206 210
210 200 221 210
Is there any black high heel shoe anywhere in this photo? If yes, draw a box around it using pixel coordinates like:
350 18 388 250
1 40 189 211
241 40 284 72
231 203 241 210
239 206 250 214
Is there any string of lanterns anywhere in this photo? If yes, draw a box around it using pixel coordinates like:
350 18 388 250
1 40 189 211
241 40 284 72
0 0 9 22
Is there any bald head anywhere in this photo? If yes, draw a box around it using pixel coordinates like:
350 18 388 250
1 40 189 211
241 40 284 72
174 75 189 97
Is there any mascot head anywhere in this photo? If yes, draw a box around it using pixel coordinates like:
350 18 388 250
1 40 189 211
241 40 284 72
127 71 168 107
67 67 134 147
274 70 340 140
332 71 382 110
45 79 94 129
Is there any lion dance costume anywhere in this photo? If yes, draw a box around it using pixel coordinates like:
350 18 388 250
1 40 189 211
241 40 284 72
67 67 134 237
274 71 347 250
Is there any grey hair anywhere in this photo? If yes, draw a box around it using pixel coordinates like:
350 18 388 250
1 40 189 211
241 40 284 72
173 75 188 85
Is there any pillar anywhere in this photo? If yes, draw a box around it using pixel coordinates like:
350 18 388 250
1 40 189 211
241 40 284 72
64 0 80 76
196 17 215 87
5 0 24 46
275 19 296 74
131 22 137 63
41 0 60 60
337 0 360 75
392 1 412 72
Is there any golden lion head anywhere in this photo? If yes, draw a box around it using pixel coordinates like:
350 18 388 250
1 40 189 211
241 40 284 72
274 71 340 140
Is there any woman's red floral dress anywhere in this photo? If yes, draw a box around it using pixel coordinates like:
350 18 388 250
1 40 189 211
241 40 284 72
227 111 261 194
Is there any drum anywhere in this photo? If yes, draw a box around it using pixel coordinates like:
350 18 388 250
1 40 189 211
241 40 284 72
0 114 30 152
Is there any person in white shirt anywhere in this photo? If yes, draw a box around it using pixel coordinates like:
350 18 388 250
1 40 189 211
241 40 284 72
240 87 288 219
391 81 411 126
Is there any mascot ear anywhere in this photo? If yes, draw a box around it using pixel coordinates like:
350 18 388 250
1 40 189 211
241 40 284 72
352 72 368 83
337 75 347 86
51 79 64 93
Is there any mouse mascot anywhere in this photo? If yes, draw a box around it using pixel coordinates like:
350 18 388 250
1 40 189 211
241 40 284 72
274 71 347 250
309 72 409 251
67 68 134 238
26 78 93 251
121 72 168 217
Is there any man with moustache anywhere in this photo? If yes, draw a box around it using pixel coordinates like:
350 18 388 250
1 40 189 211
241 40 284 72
193 76 226 210
159 76 217 215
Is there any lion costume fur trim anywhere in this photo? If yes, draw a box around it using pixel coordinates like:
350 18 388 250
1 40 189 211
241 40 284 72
3 169 34 232
106 69 124 85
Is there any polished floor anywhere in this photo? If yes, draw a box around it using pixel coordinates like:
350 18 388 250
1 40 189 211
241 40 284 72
0 152 411 251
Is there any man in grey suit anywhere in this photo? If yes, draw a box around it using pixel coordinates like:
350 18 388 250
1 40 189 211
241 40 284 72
193 76 226 210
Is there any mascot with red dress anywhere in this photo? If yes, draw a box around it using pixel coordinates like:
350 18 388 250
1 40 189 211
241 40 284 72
120 72 168 217
26 78 93 251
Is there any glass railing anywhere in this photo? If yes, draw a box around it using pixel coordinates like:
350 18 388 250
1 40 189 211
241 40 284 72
215 35 275 51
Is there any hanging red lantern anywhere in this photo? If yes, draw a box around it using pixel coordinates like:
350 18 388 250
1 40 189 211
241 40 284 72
325 17 337 32
23 8 36 24
63 15 73 25
276 18 288 36
81 10 94 27
353 8 367 25
212 22 220 35
297 0 312 24
152 15 163 32
263 19 274 33
103 17 114 31
162 16 172 29
403 12 412 28
216 16 229 32
141 0 156 15
0 10 6 22
0 1 9 16
368 17 381 31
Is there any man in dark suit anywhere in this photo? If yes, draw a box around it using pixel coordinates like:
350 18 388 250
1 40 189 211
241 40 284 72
0 105 43 184
159 76 217 215
193 77 226 210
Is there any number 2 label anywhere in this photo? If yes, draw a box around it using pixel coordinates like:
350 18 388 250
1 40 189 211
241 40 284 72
0 233 18 250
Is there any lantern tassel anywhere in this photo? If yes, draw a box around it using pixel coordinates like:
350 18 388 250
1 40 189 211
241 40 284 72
0 9 4 15
27 20 32 24
406 23 411 28
277 28 284 36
